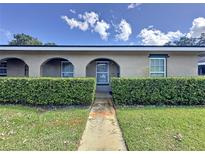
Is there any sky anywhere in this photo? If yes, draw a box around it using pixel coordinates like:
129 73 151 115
1 3 205 45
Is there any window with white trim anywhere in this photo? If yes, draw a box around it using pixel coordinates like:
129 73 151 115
149 57 166 77
0 61 7 76
61 61 74 77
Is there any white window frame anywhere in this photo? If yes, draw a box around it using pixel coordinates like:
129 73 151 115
0 61 7 76
149 57 166 77
96 61 109 85
61 61 74 77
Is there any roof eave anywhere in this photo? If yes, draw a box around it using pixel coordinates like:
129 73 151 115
0 46 205 52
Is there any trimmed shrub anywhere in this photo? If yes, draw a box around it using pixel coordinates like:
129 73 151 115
0 77 96 105
111 77 205 106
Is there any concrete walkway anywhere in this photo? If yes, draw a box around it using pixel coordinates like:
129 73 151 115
78 93 127 151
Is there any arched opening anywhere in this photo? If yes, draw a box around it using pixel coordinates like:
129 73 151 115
86 58 120 92
40 57 74 77
0 57 29 77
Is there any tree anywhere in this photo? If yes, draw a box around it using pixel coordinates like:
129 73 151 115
164 41 172 46
9 33 56 46
196 33 205 46
173 36 196 46
9 33 43 45
44 42 56 46
165 33 205 46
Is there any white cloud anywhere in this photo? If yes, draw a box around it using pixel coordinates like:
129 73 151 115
187 17 205 38
128 3 141 9
94 20 110 40
61 11 110 40
69 9 76 14
0 28 12 43
138 17 205 45
82 12 99 27
138 27 184 45
61 16 89 31
115 19 132 41
129 42 135 45
167 31 184 40
61 16 78 29
78 22 89 31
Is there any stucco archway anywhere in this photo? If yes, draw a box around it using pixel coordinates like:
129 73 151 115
0 57 29 77
40 57 74 77
86 58 120 92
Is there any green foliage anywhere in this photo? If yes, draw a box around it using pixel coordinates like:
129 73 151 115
0 78 96 105
44 42 56 46
165 33 205 46
9 33 43 45
111 77 205 105
197 33 205 46
174 36 196 46
8 33 56 46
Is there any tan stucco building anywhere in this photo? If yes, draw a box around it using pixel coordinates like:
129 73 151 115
0 46 203 91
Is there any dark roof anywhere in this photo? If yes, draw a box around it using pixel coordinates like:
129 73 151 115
0 45 205 47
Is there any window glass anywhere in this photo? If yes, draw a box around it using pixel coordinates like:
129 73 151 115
198 65 205 75
150 58 166 77
62 72 73 77
61 61 74 77
97 73 108 83
62 62 73 72
159 59 164 66
0 62 7 76
0 69 7 74
0 62 7 67
97 63 108 72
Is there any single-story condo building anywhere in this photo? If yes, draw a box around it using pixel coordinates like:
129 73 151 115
0 45 204 91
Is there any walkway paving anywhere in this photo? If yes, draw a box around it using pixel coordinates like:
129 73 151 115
78 93 127 151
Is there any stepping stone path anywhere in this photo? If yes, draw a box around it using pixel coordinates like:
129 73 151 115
78 92 127 151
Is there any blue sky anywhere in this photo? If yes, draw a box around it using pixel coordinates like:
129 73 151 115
1 3 205 45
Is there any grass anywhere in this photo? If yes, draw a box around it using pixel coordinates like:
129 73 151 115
117 107 205 151
0 105 89 151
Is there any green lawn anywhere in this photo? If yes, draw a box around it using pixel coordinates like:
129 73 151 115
0 105 89 151
117 107 205 151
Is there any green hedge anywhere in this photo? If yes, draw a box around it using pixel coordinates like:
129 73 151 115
0 77 96 105
111 77 205 106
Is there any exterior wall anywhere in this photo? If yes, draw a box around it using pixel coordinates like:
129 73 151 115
86 61 96 77
167 52 198 76
0 50 198 78
7 59 27 77
198 56 205 63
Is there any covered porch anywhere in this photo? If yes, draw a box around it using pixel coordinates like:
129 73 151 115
86 58 120 92
40 57 74 77
0 57 29 77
